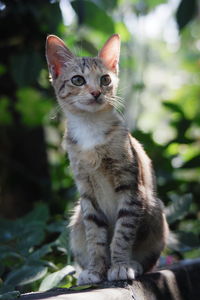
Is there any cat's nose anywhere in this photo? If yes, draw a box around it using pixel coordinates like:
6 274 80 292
91 90 101 99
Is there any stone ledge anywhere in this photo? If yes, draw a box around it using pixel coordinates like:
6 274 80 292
19 258 200 300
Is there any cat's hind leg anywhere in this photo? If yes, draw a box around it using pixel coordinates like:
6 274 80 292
132 212 169 273
107 210 168 281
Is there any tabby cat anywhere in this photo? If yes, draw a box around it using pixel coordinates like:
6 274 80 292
46 34 169 285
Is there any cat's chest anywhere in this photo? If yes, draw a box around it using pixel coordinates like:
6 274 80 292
90 170 118 222
68 117 108 150
75 125 105 150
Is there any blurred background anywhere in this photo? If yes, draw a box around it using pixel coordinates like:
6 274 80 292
0 0 200 295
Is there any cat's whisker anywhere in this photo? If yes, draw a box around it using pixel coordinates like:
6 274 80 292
112 99 124 107
105 99 120 108
106 94 124 101
71 45 80 57
105 96 125 109
105 98 125 118
118 84 130 93
48 104 63 119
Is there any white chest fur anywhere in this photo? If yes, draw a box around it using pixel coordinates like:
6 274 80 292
66 111 117 150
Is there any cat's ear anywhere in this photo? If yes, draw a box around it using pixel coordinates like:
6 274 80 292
46 35 74 80
98 34 120 73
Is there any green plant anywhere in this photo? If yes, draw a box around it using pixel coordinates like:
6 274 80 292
0 203 76 298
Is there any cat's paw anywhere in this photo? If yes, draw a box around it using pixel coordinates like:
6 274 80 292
107 262 143 281
77 270 103 285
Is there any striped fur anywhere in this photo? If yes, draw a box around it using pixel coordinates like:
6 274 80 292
46 34 169 285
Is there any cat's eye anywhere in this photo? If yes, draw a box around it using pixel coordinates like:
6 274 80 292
71 75 86 86
100 74 111 86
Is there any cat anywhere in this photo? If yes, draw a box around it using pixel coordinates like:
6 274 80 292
46 34 169 285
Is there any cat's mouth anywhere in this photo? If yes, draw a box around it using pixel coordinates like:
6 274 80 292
85 97 104 105
75 97 108 113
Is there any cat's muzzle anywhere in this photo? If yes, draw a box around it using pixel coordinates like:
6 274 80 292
87 97 104 105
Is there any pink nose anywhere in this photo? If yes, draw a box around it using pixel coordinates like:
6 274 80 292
91 91 101 99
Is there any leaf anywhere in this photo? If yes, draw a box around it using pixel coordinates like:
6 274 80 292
0 291 20 300
163 101 185 117
41 261 58 270
0 219 45 249
0 264 5 277
115 22 131 42
40 1 62 34
22 203 49 224
0 205 49 255
5 264 48 287
0 220 15 243
10 51 43 87
39 265 75 291
165 194 192 224
178 231 200 248
0 64 6 75
96 0 118 10
0 246 22 263
146 0 167 10
70 284 96 291
176 0 197 31
0 97 12 125
133 0 166 15
28 243 53 260
181 156 200 169
15 223 46 253
71 1 115 34
53 228 70 255
16 88 53 127
47 220 65 233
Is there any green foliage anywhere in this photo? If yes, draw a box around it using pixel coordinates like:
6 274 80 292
5 265 48 287
15 88 53 127
176 0 198 31
0 64 6 76
146 0 167 10
70 284 97 291
71 1 115 34
165 194 192 225
10 52 43 88
133 0 167 15
0 97 12 125
39 265 75 291
0 203 76 295
0 290 20 300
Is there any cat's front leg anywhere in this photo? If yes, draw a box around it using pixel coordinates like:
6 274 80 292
78 195 109 285
108 189 144 281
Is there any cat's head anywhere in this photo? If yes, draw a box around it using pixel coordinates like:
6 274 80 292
46 34 120 114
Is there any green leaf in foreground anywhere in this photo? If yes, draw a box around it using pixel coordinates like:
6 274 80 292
70 284 97 291
5 265 48 287
0 291 20 300
39 265 75 292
